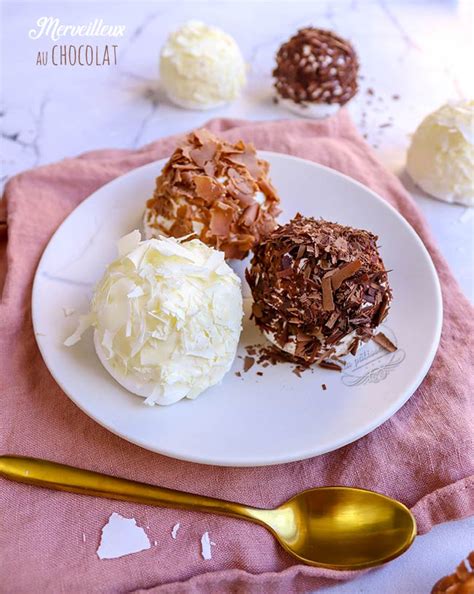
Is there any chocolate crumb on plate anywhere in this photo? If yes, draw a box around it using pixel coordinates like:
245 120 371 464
243 356 255 372
319 361 343 372
322 384 327 391
373 332 397 352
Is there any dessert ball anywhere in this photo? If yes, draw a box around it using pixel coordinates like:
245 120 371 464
246 215 392 365
160 20 246 110
273 27 359 119
144 128 281 260
407 100 474 206
65 231 243 406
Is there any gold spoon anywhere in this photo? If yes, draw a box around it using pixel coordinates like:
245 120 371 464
0 455 416 570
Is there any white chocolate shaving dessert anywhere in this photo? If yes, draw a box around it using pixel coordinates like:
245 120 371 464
144 128 281 260
406 100 474 207
160 20 246 110
65 231 243 405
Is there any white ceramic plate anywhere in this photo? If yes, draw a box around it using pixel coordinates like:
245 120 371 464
32 152 442 467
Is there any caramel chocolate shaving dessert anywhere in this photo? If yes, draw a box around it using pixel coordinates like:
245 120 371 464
245 214 392 366
273 27 359 119
144 129 281 260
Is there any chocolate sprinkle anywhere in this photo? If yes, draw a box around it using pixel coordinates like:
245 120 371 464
273 28 359 106
373 332 397 352
145 129 281 260
322 384 327 390
246 214 392 365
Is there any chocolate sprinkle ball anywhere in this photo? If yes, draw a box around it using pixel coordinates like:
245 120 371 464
245 214 392 366
144 129 281 260
273 28 359 107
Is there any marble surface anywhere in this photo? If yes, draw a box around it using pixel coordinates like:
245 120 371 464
1 0 473 590
1 0 473 300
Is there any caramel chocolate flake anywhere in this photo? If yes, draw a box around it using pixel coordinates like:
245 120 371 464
144 129 281 260
373 332 397 352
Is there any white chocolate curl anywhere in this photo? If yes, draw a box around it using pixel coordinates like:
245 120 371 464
65 231 243 405
407 100 474 206
159 20 246 110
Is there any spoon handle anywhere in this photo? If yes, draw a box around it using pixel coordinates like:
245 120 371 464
0 455 268 525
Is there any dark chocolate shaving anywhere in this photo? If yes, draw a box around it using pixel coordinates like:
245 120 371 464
243 356 255 372
331 259 362 290
350 338 360 355
319 361 342 371
322 276 335 311
372 332 397 352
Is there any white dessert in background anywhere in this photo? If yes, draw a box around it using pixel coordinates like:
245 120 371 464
406 100 474 207
65 230 243 406
159 20 246 110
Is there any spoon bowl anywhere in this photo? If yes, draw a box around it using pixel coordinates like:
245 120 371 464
269 487 416 569
0 456 417 570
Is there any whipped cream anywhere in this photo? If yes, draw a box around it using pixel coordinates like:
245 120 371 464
407 100 474 206
264 329 357 360
160 21 246 110
65 230 243 405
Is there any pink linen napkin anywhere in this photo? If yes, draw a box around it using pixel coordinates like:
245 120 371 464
1 112 473 594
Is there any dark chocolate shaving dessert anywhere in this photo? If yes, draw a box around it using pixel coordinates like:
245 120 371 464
273 27 359 119
245 214 392 367
144 129 281 260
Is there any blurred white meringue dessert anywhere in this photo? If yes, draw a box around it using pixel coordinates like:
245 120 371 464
406 100 474 207
160 20 246 110
65 230 243 406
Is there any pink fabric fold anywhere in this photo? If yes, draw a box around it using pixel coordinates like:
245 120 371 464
1 112 473 594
